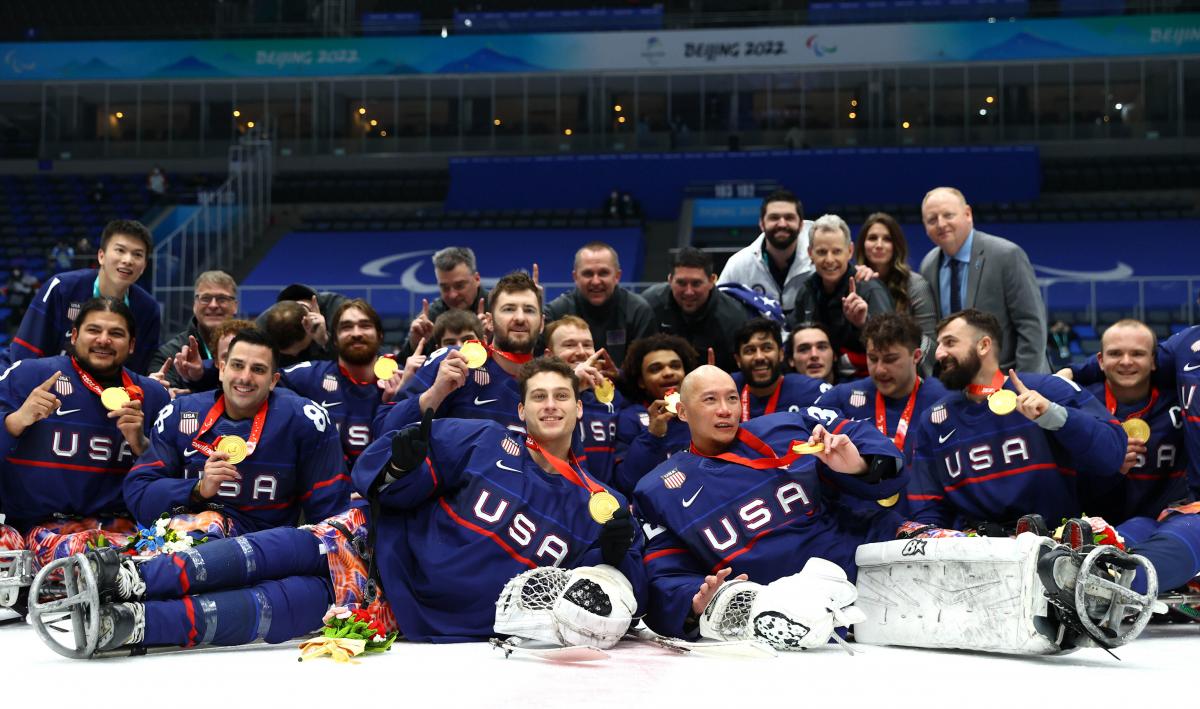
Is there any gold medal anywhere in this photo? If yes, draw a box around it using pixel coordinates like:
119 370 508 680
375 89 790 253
100 387 130 411
594 378 615 405
988 389 1018 416
373 356 399 381
877 493 900 508
588 490 621 524
217 435 248 464
664 389 681 415
459 341 488 369
1122 418 1151 442
791 441 825 455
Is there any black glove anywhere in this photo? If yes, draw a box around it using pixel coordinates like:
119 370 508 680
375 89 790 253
388 408 433 478
598 507 635 567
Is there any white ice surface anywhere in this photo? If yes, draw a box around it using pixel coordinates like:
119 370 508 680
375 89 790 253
0 618 1194 708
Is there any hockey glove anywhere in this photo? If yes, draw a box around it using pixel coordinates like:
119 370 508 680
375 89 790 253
388 408 433 478
598 507 634 567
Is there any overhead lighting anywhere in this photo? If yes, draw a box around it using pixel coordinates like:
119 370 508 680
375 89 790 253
848 112 856 119
850 99 858 107
247 121 255 128
380 130 388 137
440 26 448 38
979 109 988 116
618 116 626 124
902 121 911 129
358 107 366 115
564 128 573 136
985 96 995 104
614 105 622 112
493 118 502 126
115 111 124 119
1115 102 1124 110
370 119 378 126
233 109 241 117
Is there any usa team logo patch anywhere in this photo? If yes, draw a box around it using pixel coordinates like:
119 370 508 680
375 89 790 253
849 390 866 408
322 374 338 392
473 369 490 387
931 405 947 425
1192 339 1200 352
639 412 650 427
661 469 687 489
501 437 521 457
179 411 199 435
54 376 73 397
66 302 81 322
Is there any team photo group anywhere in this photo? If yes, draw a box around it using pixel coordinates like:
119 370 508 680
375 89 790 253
2 184 1197 663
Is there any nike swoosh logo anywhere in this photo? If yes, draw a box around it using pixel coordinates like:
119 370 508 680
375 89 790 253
495 460 522 473
1185 363 1200 372
682 486 704 508
54 408 81 416
475 397 499 405
938 428 957 444
320 400 343 408
183 449 200 457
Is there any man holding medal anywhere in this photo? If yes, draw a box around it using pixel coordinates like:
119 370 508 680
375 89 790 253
124 328 350 538
374 271 543 435
632 364 904 644
905 309 1126 532
279 300 402 464
36 358 644 656
0 297 168 612
5 220 161 374
544 315 624 485
731 318 828 420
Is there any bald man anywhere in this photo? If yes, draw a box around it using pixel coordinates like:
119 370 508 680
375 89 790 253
630 365 904 640
918 187 1047 373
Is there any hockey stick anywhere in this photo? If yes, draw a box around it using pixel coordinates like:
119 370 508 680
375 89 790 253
489 637 609 662
627 625 778 658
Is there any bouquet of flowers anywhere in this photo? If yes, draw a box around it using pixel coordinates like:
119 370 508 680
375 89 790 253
125 514 206 555
298 606 397 663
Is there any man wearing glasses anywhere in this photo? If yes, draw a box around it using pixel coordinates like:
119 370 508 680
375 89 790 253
149 271 239 389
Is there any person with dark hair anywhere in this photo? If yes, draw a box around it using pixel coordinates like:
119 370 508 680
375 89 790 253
642 247 750 372
544 241 655 367
38 357 645 657
790 214 894 380
254 283 349 366
716 189 814 318
431 309 485 350
279 299 400 464
905 309 1123 533
730 318 826 420
817 314 946 470
401 247 491 362
918 187 1047 373
855 213 937 369
260 301 314 370
124 327 350 541
149 270 239 389
612 334 699 494
6 219 160 374
375 271 543 434
786 322 838 387
0 297 169 614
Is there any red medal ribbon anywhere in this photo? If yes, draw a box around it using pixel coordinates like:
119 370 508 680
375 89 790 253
1103 382 1158 421
338 362 375 387
524 437 604 494
189 394 270 459
70 356 138 401
689 427 802 470
486 343 534 366
875 378 921 451
965 369 1006 398
740 379 783 422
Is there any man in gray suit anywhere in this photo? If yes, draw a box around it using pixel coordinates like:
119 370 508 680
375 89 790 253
919 187 1047 373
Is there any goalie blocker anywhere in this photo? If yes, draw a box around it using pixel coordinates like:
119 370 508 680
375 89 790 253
853 534 1160 655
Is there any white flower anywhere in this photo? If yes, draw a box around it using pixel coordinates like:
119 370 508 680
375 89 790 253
161 538 194 554
154 518 170 536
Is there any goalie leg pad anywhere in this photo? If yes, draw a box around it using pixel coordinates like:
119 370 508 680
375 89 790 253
854 533 1070 655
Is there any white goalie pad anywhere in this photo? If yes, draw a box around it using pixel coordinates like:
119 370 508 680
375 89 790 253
494 565 635 650
0 549 34 608
700 558 865 651
853 533 1065 655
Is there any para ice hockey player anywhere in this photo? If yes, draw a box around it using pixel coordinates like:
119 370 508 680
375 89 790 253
28 358 645 658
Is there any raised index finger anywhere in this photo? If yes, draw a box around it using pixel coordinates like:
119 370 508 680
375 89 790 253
848 278 857 295
531 263 540 284
38 371 62 391
415 337 427 355
1008 369 1029 394
421 299 429 319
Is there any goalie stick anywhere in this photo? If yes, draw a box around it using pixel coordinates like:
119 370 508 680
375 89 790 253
488 637 610 662
628 625 778 658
